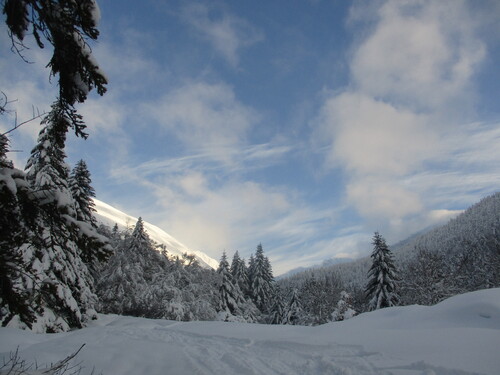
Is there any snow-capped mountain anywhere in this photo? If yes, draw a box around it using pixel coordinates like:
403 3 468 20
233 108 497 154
92 199 219 270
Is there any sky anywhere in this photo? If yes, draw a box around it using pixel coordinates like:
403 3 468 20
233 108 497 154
1 0 500 275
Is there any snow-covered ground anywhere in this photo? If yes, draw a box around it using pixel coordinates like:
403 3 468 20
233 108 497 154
1 288 499 375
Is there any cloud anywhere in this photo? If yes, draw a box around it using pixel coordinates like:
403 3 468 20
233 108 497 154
313 0 498 242
181 2 264 67
350 0 486 112
147 81 258 161
317 92 436 176
110 145 340 270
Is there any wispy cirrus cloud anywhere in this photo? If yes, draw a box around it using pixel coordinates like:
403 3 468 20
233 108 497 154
181 2 264 67
145 81 259 162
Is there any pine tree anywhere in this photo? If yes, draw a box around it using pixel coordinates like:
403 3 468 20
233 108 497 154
25 102 75 212
217 252 245 319
299 274 332 325
4 0 107 135
250 244 274 312
1 108 104 331
230 251 249 296
365 232 399 311
97 218 166 316
331 291 357 321
2 0 108 332
69 160 96 224
19 107 100 331
68 159 111 274
0 134 38 328
283 288 303 325
268 286 286 324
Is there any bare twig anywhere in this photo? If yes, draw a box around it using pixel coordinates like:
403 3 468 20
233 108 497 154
0 344 90 375
1 112 46 136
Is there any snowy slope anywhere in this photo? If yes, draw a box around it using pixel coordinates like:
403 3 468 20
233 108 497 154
93 198 219 269
1 288 499 375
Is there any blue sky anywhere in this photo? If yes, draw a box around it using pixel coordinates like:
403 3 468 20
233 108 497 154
1 0 500 274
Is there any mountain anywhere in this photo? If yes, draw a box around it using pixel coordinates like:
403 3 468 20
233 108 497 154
92 199 219 270
277 257 354 279
280 191 500 295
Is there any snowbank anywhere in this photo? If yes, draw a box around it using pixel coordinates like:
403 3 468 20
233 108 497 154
1 288 499 375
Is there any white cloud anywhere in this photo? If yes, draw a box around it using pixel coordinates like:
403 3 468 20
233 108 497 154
181 3 263 67
346 178 422 219
350 0 486 112
317 92 436 176
110 147 340 267
314 0 497 242
147 81 258 161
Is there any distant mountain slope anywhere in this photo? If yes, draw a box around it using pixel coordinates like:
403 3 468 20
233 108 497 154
392 191 500 259
93 199 219 270
281 192 500 291
277 257 354 279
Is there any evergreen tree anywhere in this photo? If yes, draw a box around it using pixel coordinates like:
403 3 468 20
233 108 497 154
299 274 333 325
0 135 38 328
97 218 166 316
2 0 108 332
331 291 357 321
250 244 274 312
283 288 303 325
25 102 75 212
97 219 220 321
68 159 111 274
248 254 255 289
4 0 107 134
217 252 245 319
365 232 399 311
69 160 96 224
399 247 451 306
230 251 249 296
21 109 99 331
1 109 108 331
268 286 286 324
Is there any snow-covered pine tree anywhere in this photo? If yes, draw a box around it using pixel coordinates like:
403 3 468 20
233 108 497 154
399 247 451 306
2 0 108 332
19 105 100 331
217 252 245 321
263 256 275 286
97 217 167 316
283 288 303 325
250 244 273 312
0 134 39 328
68 159 111 274
248 254 255 287
69 160 96 224
230 251 249 297
331 291 357 321
3 0 107 124
268 285 286 324
299 274 333 325
365 232 399 311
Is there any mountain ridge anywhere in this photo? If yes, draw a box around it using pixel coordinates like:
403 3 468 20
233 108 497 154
92 198 219 270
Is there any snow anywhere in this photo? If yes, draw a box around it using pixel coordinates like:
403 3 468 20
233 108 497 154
1 288 499 375
93 198 219 269
89 0 102 26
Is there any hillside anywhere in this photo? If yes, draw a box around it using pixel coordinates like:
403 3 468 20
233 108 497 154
2 288 499 375
280 192 500 306
93 199 219 270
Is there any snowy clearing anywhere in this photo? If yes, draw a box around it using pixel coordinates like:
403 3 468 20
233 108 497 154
1 288 499 375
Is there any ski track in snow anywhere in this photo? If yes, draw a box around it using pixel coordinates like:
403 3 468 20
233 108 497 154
2 288 500 375
0 318 489 375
